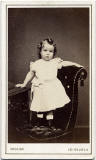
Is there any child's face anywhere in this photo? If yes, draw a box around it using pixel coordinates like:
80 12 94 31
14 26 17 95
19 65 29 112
40 42 54 61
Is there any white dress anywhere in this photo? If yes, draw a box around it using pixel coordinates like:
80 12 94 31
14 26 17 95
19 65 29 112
30 58 70 112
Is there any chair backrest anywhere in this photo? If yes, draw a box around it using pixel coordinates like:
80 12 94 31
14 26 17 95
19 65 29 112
54 66 87 131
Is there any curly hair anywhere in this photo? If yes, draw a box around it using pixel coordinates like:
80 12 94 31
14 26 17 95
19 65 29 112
37 38 57 58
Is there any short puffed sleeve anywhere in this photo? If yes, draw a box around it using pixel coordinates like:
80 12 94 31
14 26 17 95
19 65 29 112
55 57 63 69
30 61 36 72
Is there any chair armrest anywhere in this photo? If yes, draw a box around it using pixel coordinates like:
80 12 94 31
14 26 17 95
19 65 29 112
74 67 87 86
8 84 30 97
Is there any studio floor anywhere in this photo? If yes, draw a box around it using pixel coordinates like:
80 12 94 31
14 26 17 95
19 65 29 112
8 123 89 143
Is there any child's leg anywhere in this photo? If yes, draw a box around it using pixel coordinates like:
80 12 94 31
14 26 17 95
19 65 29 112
36 113 44 126
46 111 54 127
28 112 43 127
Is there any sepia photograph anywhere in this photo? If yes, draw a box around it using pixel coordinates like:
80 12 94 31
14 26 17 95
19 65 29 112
8 7 89 144
1 0 94 158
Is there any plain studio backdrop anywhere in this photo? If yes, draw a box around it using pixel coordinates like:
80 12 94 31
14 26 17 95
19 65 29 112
8 8 89 128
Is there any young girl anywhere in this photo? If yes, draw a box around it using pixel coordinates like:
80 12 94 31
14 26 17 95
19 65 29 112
16 38 82 128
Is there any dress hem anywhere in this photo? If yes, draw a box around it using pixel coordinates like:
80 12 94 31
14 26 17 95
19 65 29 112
30 100 71 112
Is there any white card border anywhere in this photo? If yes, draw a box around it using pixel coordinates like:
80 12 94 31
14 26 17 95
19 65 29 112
1 0 95 159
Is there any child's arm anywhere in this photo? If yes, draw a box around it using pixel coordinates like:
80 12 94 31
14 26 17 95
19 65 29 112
61 61 83 67
16 71 34 88
56 58 83 68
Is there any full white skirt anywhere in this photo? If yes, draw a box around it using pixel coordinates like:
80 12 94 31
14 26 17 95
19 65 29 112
30 78 70 112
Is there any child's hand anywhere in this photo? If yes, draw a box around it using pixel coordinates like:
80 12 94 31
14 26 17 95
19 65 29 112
76 64 83 68
15 83 26 88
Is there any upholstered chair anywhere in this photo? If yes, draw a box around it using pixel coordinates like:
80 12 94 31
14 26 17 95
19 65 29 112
8 66 87 140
